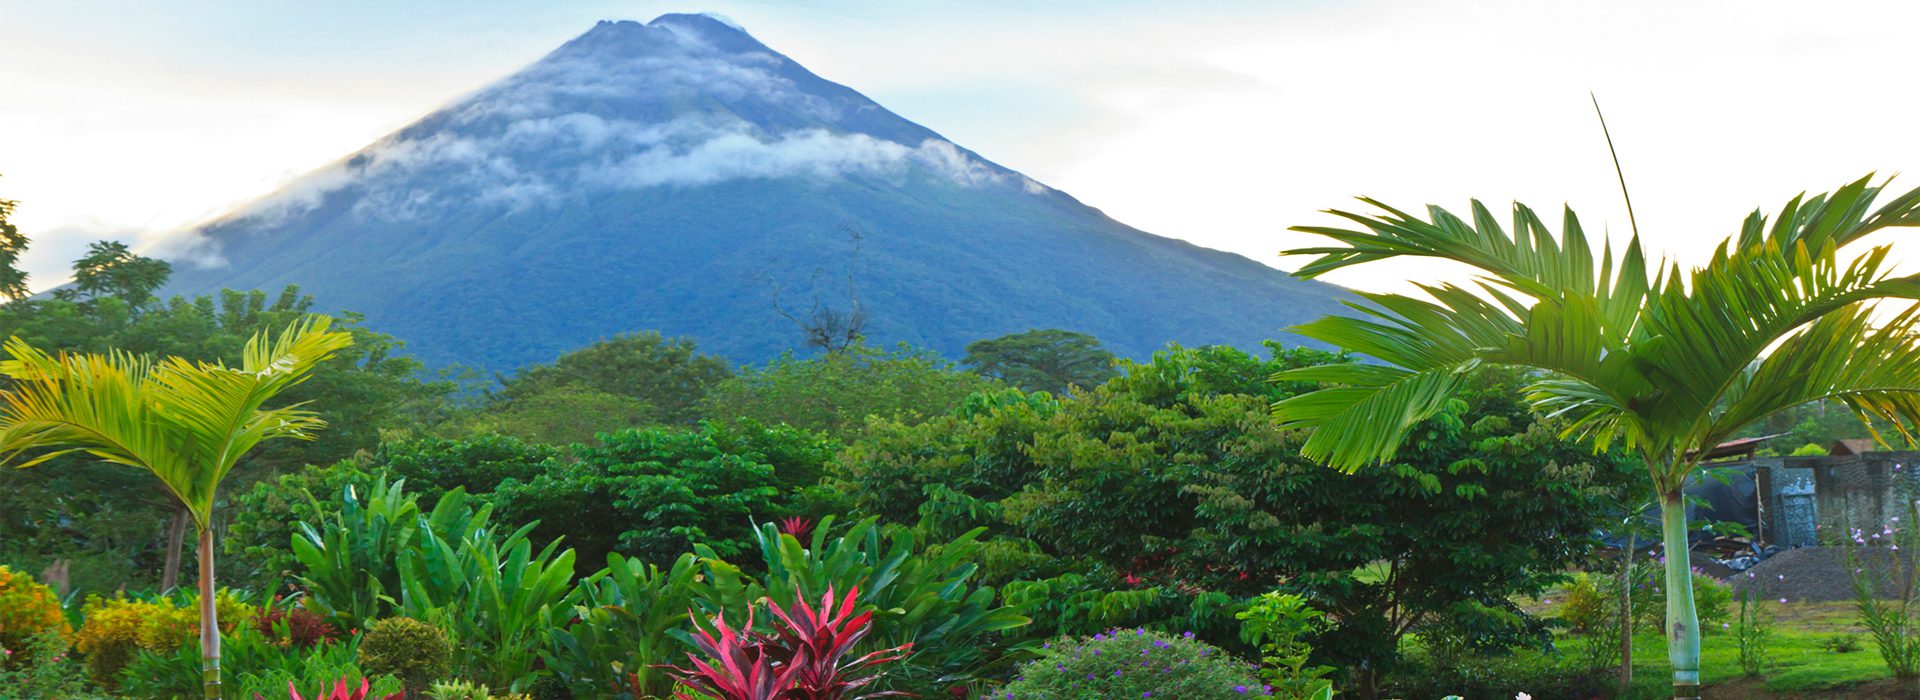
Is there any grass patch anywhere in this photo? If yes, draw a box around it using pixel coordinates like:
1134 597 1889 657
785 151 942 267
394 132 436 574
1571 601 1896 698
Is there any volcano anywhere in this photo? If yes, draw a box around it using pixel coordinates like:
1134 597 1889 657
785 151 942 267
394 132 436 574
160 14 1349 370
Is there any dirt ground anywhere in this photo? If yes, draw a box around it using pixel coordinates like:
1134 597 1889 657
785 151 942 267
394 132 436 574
1730 547 1914 603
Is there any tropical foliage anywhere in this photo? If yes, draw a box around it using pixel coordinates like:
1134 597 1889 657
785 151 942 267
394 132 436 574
0 317 352 698
1275 174 1920 694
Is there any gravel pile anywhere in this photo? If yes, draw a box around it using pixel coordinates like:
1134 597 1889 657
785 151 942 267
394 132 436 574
1726 546 1914 602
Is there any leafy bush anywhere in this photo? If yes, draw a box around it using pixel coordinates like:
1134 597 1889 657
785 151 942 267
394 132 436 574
254 604 342 650
1632 565 1730 632
225 460 380 594
110 616 393 700
1823 633 1864 654
231 636 400 700
356 618 451 695
292 479 468 629
74 591 255 688
1556 571 1612 634
426 679 532 700
1388 644 1607 700
74 596 168 687
367 435 556 504
544 553 700 699
115 644 202 699
0 631 97 699
996 628 1270 699
1237 592 1333 699
0 565 72 669
296 482 579 692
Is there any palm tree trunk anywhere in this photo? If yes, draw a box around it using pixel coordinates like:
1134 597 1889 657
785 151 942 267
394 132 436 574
197 526 222 699
1659 491 1700 699
1619 528 1635 693
161 505 189 591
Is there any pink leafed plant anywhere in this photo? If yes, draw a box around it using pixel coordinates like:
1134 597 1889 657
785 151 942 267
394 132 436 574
259 677 404 700
768 586 912 700
779 517 817 541
668 586 913 700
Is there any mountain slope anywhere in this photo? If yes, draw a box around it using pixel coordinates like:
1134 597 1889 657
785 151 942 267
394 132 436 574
160 14 1349 370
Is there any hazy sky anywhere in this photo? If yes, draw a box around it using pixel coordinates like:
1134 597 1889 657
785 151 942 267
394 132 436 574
4 0 1919 293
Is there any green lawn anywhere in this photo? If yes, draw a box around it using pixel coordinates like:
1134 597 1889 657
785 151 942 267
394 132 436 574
1596 602 1903 698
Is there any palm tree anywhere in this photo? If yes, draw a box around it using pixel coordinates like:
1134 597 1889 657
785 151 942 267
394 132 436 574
0 317 352 699
1274 174 1920 698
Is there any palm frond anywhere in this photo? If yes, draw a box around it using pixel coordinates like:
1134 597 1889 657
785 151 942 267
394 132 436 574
0 337 199 515
149 315 353 487
1713 302 1920 448
1277 175 1920 473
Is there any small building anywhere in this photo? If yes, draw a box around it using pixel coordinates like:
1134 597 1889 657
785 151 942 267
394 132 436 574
1696 445 1920 549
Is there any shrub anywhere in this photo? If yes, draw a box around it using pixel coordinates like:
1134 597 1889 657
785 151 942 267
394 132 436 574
1632 565 1730 632
73 596 166 687
0 631 95 699
225 460 379 594
71 592 251 689
231 635 401 700
0 565 72 669
543 553 700 699
1389 644 1607 700
997 628 1270 699
1824 633 1864 654
116 644 202 699
1237 592 1333 699
425 679 532 700
295 483 581 691
254 604 341 650
356 618 451 694
1556 571 1611 634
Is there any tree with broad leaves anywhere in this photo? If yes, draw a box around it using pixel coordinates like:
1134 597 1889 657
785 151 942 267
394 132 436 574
963 328 1118 395
0 185 30 302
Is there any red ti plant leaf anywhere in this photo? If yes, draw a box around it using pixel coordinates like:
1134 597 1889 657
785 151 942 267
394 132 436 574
260 677 402 700
766 586 913 700
669 607 799 700
779 517 817 541
666 586 913 700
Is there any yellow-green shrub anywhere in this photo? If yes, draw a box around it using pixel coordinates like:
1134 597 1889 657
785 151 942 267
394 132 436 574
426 679 531 700
73 596 166 687
358 617 451 694
1557 571 1612 634
72 591 257 687
0 565 73 669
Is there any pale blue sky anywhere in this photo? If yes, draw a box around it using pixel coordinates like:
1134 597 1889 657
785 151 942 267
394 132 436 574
6 0 1920 292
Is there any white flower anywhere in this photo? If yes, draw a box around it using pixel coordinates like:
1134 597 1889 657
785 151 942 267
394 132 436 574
1516 694 1533 700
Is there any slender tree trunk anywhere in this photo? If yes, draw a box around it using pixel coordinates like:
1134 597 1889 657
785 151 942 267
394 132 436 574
197 526 222 699
1659 491 1700 699
160 505 189 591
1619 528 1635 694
